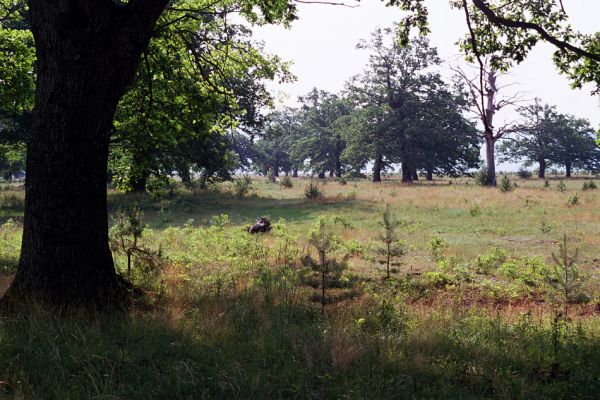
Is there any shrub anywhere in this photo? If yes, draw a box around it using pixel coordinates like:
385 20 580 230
427 236 448 262
474 168 493 186
567 192 579 206
469 203 481 216
582 180 597 191
336 176 347 185
539 214 554 234
146 175 175 200
557 180 567 192
499 174 513 192
549 234 588 315
109 207 159 278
543 178 550 188
307 215 350 309
233 176 253 198
377 204 407 278
280 176 293 188
475 247 508 274
517 168 532 179
0 193 24 210
303 180 322 199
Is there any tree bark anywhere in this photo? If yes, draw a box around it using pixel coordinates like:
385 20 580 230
565 162 572 178
372 154 383 183
485 134 497 186
334 159 342 178
292 169 298 178
411 167 419 181
538 158 546 179
318 171 325 179
401 163 412 183
426 167 433 181
9 0 168 306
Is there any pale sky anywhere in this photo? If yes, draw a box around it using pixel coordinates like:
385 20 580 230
253 0 600 130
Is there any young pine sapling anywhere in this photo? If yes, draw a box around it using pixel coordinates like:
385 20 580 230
550 234 587 317
308 215 350 310
378 204 407 279
110 207 153 277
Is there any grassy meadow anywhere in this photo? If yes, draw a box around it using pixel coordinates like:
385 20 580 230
1 175 600 399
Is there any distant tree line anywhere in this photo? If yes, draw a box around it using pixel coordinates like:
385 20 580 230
1 23 598 186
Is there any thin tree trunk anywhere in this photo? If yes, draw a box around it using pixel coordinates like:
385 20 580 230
538 158 546 179
373 154 383 183
565 162 572 178
318 171 325 179
292 169 298 178
329 170 334 178
485 134 497 186
9 0 168 306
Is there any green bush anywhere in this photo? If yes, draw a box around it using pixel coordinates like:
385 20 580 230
567 192 579 206
233 176 253 198
582 180 597 191
303 180 322 199
499 174 513 192
280 176 293 188
517 168 532 179
557 180 567 192
475 247 508 274
474 168 493 186
427 236 448 262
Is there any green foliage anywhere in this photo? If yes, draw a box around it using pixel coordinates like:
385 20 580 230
499 174 513 192
582 180 597 191
0 218 21 273
427 236 447 262
543 178 551 188
539 214 554 234
303 180 322 200
557 180 567 192
475 247 508 275
146 176 175 200
233 176 254 199
567 192 579 206
549 234 588 315
377 204 407 278
109 207 160 279
307 215 351 308
474 168 493 186
468 202 481 216
279 175 293 188
516 168 531 179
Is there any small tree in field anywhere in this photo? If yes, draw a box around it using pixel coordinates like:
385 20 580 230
110 207 150 277
549 234 587 317
307 215 350 311
378 204 407 279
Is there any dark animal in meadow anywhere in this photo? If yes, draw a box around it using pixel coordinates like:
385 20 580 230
248 217 271 234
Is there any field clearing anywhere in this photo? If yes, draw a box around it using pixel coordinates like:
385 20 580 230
1 176 600 398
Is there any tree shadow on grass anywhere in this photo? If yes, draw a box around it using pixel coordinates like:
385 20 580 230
1 294 600 400
107 190 379 229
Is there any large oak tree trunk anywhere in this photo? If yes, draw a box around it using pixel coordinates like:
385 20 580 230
538 158 546 179
565 162 572 178
401 163 412 183
9 0 168 306
426 167 433 181
372 154 383 183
